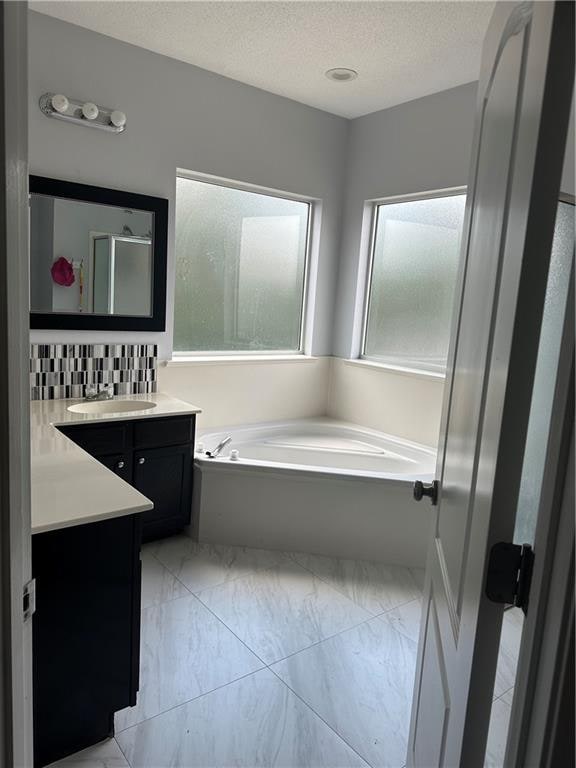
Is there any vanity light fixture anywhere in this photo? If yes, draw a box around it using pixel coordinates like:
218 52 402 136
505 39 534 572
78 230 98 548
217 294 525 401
39 92 127 134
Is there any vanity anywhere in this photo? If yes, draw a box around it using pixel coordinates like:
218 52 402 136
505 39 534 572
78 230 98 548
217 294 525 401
27 174 204 765
58 407 196 541
31 393 201 767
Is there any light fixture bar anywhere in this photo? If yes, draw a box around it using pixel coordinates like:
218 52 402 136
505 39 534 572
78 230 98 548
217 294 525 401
39 93 126 134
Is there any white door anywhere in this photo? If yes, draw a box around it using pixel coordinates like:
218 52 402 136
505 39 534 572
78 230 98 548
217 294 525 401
407 2 574 766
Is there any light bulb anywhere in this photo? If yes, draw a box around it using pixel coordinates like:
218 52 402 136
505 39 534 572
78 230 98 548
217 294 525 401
82 102 99 121
51 94 69 114
110 110 126 128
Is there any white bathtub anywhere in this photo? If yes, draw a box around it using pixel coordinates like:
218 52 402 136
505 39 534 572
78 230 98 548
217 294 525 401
192 419 436 566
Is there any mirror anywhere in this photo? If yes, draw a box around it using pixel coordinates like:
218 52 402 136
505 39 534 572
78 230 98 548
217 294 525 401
30 176 168 331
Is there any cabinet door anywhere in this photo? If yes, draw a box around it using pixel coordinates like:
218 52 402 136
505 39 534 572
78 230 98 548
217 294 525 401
133 444 192 537
96 452 132 484
33 514 141 767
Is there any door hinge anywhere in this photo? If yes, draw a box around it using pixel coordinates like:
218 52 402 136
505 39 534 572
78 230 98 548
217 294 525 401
485 542 534 614
23 579 36 622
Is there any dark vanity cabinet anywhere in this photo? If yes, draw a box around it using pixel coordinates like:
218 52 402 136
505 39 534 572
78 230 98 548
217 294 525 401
58 414 196 541
33 414 195 765
33 513 142 767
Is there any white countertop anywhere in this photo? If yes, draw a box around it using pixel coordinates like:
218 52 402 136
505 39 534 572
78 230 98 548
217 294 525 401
31 393 202 535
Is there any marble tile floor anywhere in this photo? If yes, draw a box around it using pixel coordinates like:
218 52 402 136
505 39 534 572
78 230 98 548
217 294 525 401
48 536 522 768
484 609 524 768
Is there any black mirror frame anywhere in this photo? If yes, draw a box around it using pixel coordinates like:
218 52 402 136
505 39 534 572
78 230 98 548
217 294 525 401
29 175 168 331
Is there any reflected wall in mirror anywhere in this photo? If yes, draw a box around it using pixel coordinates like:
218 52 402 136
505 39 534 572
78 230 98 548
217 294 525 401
31 197 153 316
29 177 168 331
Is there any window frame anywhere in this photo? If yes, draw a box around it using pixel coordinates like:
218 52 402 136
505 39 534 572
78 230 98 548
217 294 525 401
360 186 467 374
173 170 314 357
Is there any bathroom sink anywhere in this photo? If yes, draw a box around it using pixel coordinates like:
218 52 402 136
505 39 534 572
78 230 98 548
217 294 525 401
67 400 158 415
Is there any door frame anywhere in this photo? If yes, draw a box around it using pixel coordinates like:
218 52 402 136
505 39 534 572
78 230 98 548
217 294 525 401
0 2 33 766
505 241 574 766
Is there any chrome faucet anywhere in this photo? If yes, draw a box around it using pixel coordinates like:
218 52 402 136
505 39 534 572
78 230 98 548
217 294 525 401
205 436 232 458
84 384 114 401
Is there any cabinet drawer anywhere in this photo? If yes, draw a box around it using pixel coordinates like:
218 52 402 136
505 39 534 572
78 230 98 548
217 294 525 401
133 416 195 450
58 422 130 456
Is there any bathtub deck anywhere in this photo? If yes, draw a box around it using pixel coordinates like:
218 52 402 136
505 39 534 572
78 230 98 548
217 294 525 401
48 537 522 768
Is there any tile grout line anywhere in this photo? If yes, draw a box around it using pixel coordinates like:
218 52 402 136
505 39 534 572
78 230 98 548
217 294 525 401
189 560 387 667
57 546 421 766
133 543 420 766
150 545 294 596
197 584 416 672
190 591 271 668
146 552 298 673
115 667 266 737
151 546 421 671
153 543 422 618
114 736 133 768
286 552 423 617
140 575 194 610
124 556 271 736
151 548 417 682
264 612 388 666
141 550 196 606
139 588 203 616
368 596 424 644
267 666 373 768
118 661 376 768
373 594 424 617
132 568 416 741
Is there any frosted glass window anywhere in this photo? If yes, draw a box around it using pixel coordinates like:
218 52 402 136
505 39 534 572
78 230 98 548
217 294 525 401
363 194 466 372
514 200 575 546
174 177 310 353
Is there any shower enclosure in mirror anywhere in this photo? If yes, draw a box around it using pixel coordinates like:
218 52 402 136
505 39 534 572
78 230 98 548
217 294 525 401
29 176 167 330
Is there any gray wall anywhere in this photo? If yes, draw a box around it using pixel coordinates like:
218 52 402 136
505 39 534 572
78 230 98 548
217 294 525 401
26 13 574 363
333 82 478 357
28 11 349 359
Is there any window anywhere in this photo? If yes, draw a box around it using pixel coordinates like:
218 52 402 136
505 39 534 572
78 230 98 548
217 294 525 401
362 193 466 373
174 176 311 354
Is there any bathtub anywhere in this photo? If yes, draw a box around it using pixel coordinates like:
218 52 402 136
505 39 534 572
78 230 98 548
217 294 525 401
192 418 436 566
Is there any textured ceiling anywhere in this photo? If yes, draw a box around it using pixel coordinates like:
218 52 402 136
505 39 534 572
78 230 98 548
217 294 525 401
30 1 494 118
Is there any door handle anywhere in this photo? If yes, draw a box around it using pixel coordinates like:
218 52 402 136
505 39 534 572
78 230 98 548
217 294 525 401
116 460 125 469
138 457 146 465
413 480 439 506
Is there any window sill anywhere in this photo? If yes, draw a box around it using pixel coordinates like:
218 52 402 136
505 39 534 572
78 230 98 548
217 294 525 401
164 354 319 367
343 358 446 380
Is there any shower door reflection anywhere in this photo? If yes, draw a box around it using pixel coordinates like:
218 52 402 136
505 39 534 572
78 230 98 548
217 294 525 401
92 234 152 316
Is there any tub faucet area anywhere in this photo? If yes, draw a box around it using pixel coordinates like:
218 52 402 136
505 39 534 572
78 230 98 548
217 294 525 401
205 435 232 458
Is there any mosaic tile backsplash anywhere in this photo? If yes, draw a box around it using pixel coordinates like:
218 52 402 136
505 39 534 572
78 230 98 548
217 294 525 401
30 343 158 400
